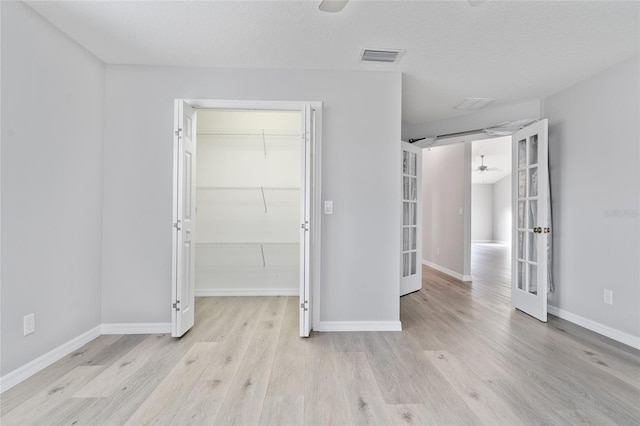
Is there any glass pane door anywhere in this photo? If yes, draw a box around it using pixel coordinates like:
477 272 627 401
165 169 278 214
402 151 418 278
401 142 422 296
511 119 549 322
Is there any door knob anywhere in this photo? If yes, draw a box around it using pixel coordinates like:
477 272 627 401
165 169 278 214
544 227 551 233
533 227 542 234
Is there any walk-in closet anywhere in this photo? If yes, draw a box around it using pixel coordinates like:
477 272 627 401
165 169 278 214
195 109 302 295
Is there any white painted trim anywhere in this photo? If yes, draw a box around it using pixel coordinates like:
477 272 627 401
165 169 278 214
180 99 323 336
422 260 472 282
314 321 402 332
548 306 640 350
0 325 101 393
195 288 299 297
311 104 323 335
101 323 172 335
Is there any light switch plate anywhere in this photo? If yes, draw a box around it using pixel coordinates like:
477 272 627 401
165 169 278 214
324 200 333 214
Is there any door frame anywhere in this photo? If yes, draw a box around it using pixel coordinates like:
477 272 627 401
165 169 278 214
172 99 323 335
417 118 547 319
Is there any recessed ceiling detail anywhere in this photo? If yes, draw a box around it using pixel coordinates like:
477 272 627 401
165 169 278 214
454 98 496 110
360 49 405 63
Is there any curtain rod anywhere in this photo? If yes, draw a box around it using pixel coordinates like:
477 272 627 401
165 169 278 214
408 127 488 144
408 119 538 145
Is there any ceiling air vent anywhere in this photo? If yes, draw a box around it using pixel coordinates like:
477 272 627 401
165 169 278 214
360 49 405 63
454 98 496 110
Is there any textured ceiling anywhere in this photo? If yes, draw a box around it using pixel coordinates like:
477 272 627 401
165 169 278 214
25 0 640 125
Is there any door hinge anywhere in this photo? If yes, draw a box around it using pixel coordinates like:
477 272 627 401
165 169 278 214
300 221 309 231
174 220 182 231
175 128 183 138
300 300 309 311
173 300 181 311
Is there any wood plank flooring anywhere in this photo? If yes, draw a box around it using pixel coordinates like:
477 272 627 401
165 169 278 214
2 243 639 425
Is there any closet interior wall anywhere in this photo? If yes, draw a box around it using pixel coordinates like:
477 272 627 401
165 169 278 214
195 109 302 294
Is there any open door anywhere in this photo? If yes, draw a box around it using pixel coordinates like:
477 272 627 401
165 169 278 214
511 119 549 322
299 104 312 337
171 100 197 337
400 141 422 296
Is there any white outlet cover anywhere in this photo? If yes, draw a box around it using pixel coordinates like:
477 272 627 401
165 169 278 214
23 313 35 336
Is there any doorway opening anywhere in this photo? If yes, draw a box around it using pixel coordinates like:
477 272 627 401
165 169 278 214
470 136 513 292
194 109 303 297
171 100 321 338
419 119 550 322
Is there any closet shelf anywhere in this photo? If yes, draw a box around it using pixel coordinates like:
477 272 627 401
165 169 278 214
197 186 299 212
197 242 298 245
197 129 301 137
197 129 301 158
197 241 299 268
196 186 299 191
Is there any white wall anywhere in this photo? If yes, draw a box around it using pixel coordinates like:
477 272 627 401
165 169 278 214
101 66 402 324
422 143 471 277
544 54 640 339
471 184 493 242
492 174 512 244
1 2 104 375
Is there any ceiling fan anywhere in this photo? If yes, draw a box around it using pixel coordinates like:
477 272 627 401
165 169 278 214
319 0 486 13
474 155 501 173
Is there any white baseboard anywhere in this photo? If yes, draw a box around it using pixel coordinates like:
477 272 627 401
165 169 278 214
101 323 171 335
195 288 299 297
0 325 102 393
314 321 402 332
422 260 472 282
548 305 640 350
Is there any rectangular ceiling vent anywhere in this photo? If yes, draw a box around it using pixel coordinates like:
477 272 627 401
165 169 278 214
360 49 405 63
454 98 496 110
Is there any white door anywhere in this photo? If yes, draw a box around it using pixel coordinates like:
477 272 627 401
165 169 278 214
511 119 549 322
171 100 197 336
299 104 312 337
400 141 422 296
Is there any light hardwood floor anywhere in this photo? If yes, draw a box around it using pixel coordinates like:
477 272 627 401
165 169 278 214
2 244 639 425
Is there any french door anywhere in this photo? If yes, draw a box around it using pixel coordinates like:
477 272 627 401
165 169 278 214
511 119 549 322
171 100 197 336
172 100 318 338
400 141 422 296
299 104 313 337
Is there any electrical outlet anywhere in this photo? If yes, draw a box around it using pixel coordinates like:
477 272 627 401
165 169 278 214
24 313 35 336
603 289 613 305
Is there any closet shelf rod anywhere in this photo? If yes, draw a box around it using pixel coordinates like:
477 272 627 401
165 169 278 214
196 186 300 191
196 241 299 245
196 131 301 137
